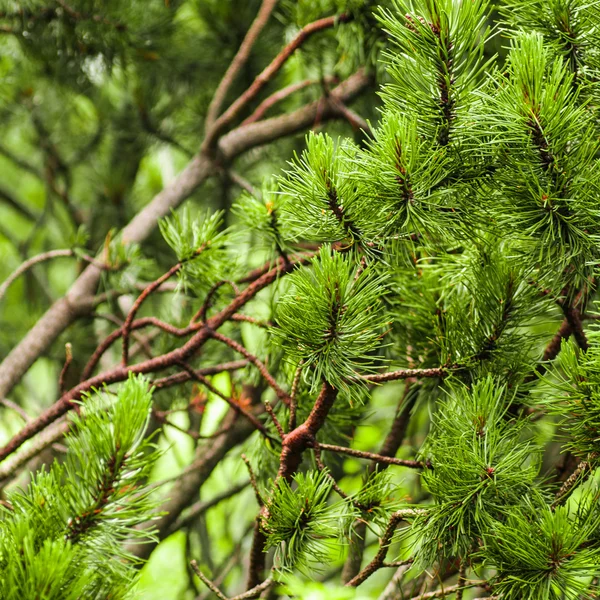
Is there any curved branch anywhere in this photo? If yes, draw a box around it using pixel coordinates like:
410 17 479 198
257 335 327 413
0 70 371 404
205 0 279 129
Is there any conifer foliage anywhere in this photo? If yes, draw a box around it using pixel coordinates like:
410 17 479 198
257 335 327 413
4 0 600 598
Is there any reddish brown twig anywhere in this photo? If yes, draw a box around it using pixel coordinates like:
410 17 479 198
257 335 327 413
342 380 419 584
230 314 273 328
264 401 285 439
242 454 264 507
152 360 248 389
82 317 203 381
192 279 240 324
248 381 339 588
153 409 202 440
122 247 206 365
363 367 445 383
315 443 424 469
58 343 73 395
209 330 291 405
205 0 279 130
346 509 426 587
204 13 353 150
177 362 272 441
0 257 300 463
241 77 338 125
313 442 368 510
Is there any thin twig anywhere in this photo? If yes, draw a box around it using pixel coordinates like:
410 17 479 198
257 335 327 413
346 509 426 587
316 442 425 469
121 258 194 365
363 367 445 383
177 361 273 440
190 561 228 600
205 0 279 129
241 76 338 125
0 249 73 302
204 13 353 149
210 330 291 405
264 401 285 439
242 454 264 506
58 343 73 395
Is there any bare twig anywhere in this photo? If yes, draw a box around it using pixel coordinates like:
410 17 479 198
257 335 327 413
242 454 263 506
0 249 73 302
363 367 445 383
122 246 206 365
241 77 338 125
210 330 291 405
190 561 228 600
58 343 73 395
205 0 279 129
177 362 272 440
264 401 285 439
316 442 424 469
346 509 426 587
204 13 353 149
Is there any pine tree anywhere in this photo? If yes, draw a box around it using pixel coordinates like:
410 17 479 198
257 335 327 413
3 0 600 598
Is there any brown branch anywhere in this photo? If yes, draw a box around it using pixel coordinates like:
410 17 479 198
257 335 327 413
209 330 292 405
177 362 272 440
363 367 445 383
316 443 424 469
82 317 203 381
346 509 425 587
205 0 279 130
204 13 353 149
130 388 265 560
0 70 371 405
241 77 338 125
562 303 589 351
151 360 248 389
191 561 228 600
122 248 206 365
248 381 339 588
313 443 367 509
242 454 264 507
0 418 70 484
58 343 72 395
342 381 419 584
0 257 302 463
168 481 249 535
192 279 240 324
230 314 273 328
263 401 285 439
406 585 465 600
0 249 74 302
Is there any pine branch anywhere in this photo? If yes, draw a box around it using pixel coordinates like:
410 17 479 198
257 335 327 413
315 442 424 469
346 509 426 587
209 330 292 405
